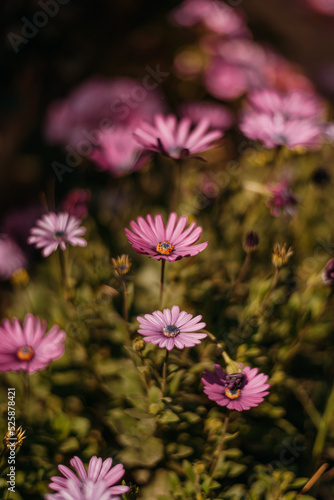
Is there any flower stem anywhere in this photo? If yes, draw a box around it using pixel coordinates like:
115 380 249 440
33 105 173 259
297 463 329 497
234 253 251 288
312 380 334 460
210 415 230 477
161 349 169 396
122 279 129 323
58 248 68 293
158 259 166 310
259 268 280 316
21 372 30 422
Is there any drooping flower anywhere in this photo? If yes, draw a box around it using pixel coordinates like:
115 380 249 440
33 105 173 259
45 456 129 500
0 314 66 373
202 363 270 411
28 212 87 257
239 112 322 149
61 189 91 219
137 305 207 350
112 255 132 277
125 212 208 262
272 243 293 269
90 126 150 176
133 114 222 159
322 258 334 286
0 236 27 281
266 182 298 217
3 426 26 450
179 101 234 131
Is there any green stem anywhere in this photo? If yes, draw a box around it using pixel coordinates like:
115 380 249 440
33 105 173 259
161 350 169 396
58 248 68 293
233 253 251 289
209 415 230 477
158 260 166 310
259 268 280 316
312 382 334 460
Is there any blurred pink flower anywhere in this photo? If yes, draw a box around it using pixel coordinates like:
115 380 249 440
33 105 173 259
137 305 207 351
44 77 165 151
171 0 250 37
266 182 298 217
90 126 151 176
0 236 27 280
61 189 91 219
28 212 87 257
239 112 322 149
46 455 129 500
179 101 234 130
202 363 270 411
305 0 334 15
323 258 334 286
134 114 222 159
0 314 66 373
248 88 324 120
125 212 208 262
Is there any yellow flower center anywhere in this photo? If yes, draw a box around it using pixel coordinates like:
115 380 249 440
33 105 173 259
156 240 174 255
16 345 35 361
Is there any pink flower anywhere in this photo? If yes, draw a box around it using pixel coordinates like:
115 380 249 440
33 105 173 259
248 88 324 120
179 101 234 131
0 314 66 373
125 212 208 262
44 77 165 151
202 364 270 411
0 236 27 280
171 0 250 37
266 182 298 217
306 0 334 15
28 212 87 257
134 114 222 159
239 112 322 149
61 189 91 219
46 456 129 500
137 305 207 351
90 126 151 176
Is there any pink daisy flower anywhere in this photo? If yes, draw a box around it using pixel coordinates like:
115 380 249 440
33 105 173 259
239 112 322 149
133 114 222 160
137 305 207 351
202 363 270 411
46 456 129 500
248 88 324 120
0 314 66 374
0 236 27 280
125 212 208 262
28 212 87 257
90 126 150 177
61 189 91 219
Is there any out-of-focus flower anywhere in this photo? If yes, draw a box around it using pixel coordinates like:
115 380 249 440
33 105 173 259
264 52 315 93
125 212 208 262
134 114 222 159
61 189 91 219
10 269 29 287
322 258 334 286
90 127 151 176
171 0 250 37
3 426 26 449
28 212 87 257
44 77 165 151
112 255 131 277
137 305 207 350
179 101 234 131
323 122 334 142
311 166 331 186
0 236 27 281
248 88 324 120
266 182 298 217
45 456 129 500
239 112 322 149
272 243 293 269
243 231 259 253
306 0 334 15
202 363 270 411
0 314 66 374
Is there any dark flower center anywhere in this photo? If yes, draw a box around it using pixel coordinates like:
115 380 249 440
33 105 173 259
163 324 180 338
53 230 66 240
224 372 246 400
156 240 174 255
16 345 35 361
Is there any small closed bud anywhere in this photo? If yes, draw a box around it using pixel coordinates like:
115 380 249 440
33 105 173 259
243 231 259 253
311 166 331 187
193 462 206 474
222 351 242 375
112 254 131 277
322 258 334 286
133 337 145 352
272 243 293 269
